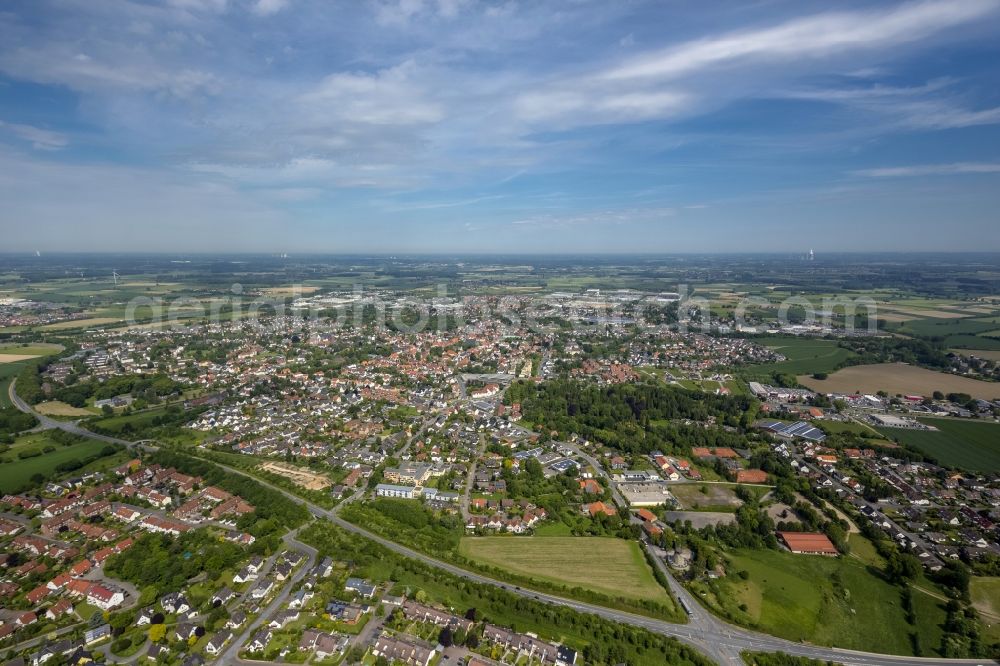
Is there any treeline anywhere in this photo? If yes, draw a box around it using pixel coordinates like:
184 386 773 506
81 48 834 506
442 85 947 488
14 362 44 404
300 520 711 666
147 450 310 541
506 380 758 454
105 529 245 598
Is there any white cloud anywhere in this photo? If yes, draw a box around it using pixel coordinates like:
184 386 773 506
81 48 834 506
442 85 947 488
0 147 289 251
513 0 1000 129
252 0 290 16
0 120 68 150
784 80 1000 131
299 62 443 126
854 162 1000 177
601 0 1000 82
510 207 676 229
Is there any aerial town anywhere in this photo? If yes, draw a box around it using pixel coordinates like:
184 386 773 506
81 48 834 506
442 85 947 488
2 265 1000 666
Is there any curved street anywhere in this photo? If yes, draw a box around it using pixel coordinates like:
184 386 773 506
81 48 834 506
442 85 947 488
8 378 995 666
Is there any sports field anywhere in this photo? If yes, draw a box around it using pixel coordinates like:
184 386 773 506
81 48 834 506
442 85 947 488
876 418 1000 473
459 536 670 603
799 363 1000 400
701 548 945 655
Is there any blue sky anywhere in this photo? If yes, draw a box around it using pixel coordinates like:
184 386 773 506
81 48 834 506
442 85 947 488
1 0 999 253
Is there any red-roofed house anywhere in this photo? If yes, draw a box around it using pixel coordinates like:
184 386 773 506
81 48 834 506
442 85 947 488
583 501 616 517
778 531 838 556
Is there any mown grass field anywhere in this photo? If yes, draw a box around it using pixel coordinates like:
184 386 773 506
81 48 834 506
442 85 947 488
459 536 670 603
745 337 856 377
971 576 1000 619
697 547 945 655
876 417 1000 473
0 436 112 493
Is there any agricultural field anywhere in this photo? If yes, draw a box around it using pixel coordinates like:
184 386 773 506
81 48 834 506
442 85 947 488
799 362 1000 400
458 536 670 603
0 342 65 363
875 417 1000 473
694 547 946 655
0 434 115 493
39 316 124 330
744 337 857 377
958 349 1000 361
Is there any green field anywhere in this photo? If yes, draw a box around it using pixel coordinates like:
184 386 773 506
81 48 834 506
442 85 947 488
971 576 1000 620
0 435 115 493
459 536 670 603
876 418 1000 473
0 360 28 408
0 343 64 356
696 548 946 655
745 337 857 377
895 315 1000 339
89 407 170 434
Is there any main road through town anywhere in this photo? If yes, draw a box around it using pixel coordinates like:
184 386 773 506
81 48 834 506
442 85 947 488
9 378 993 666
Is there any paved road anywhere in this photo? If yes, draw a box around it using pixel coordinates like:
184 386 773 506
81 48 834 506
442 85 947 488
9 379 995 666
216 528 317 665
459 434 487 521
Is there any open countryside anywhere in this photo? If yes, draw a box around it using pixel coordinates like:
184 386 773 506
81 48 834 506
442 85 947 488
459 536 672 604
799 362 1000 400
876 417 1000 473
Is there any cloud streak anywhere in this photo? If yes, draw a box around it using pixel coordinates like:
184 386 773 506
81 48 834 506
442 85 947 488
854 162 1000 177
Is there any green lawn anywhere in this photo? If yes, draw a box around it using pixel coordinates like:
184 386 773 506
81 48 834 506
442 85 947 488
695 548 945 655
459 536 670 603
876 417 1000 473
0 435 116 493
744 337 857 377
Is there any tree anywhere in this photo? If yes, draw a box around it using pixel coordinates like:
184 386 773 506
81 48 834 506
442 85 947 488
438 626 453 647
148 624 166 643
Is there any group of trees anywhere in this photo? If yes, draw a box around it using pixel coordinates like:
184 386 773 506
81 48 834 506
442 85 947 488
104 529 245 597
0 407 37 442
507 380 759 455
